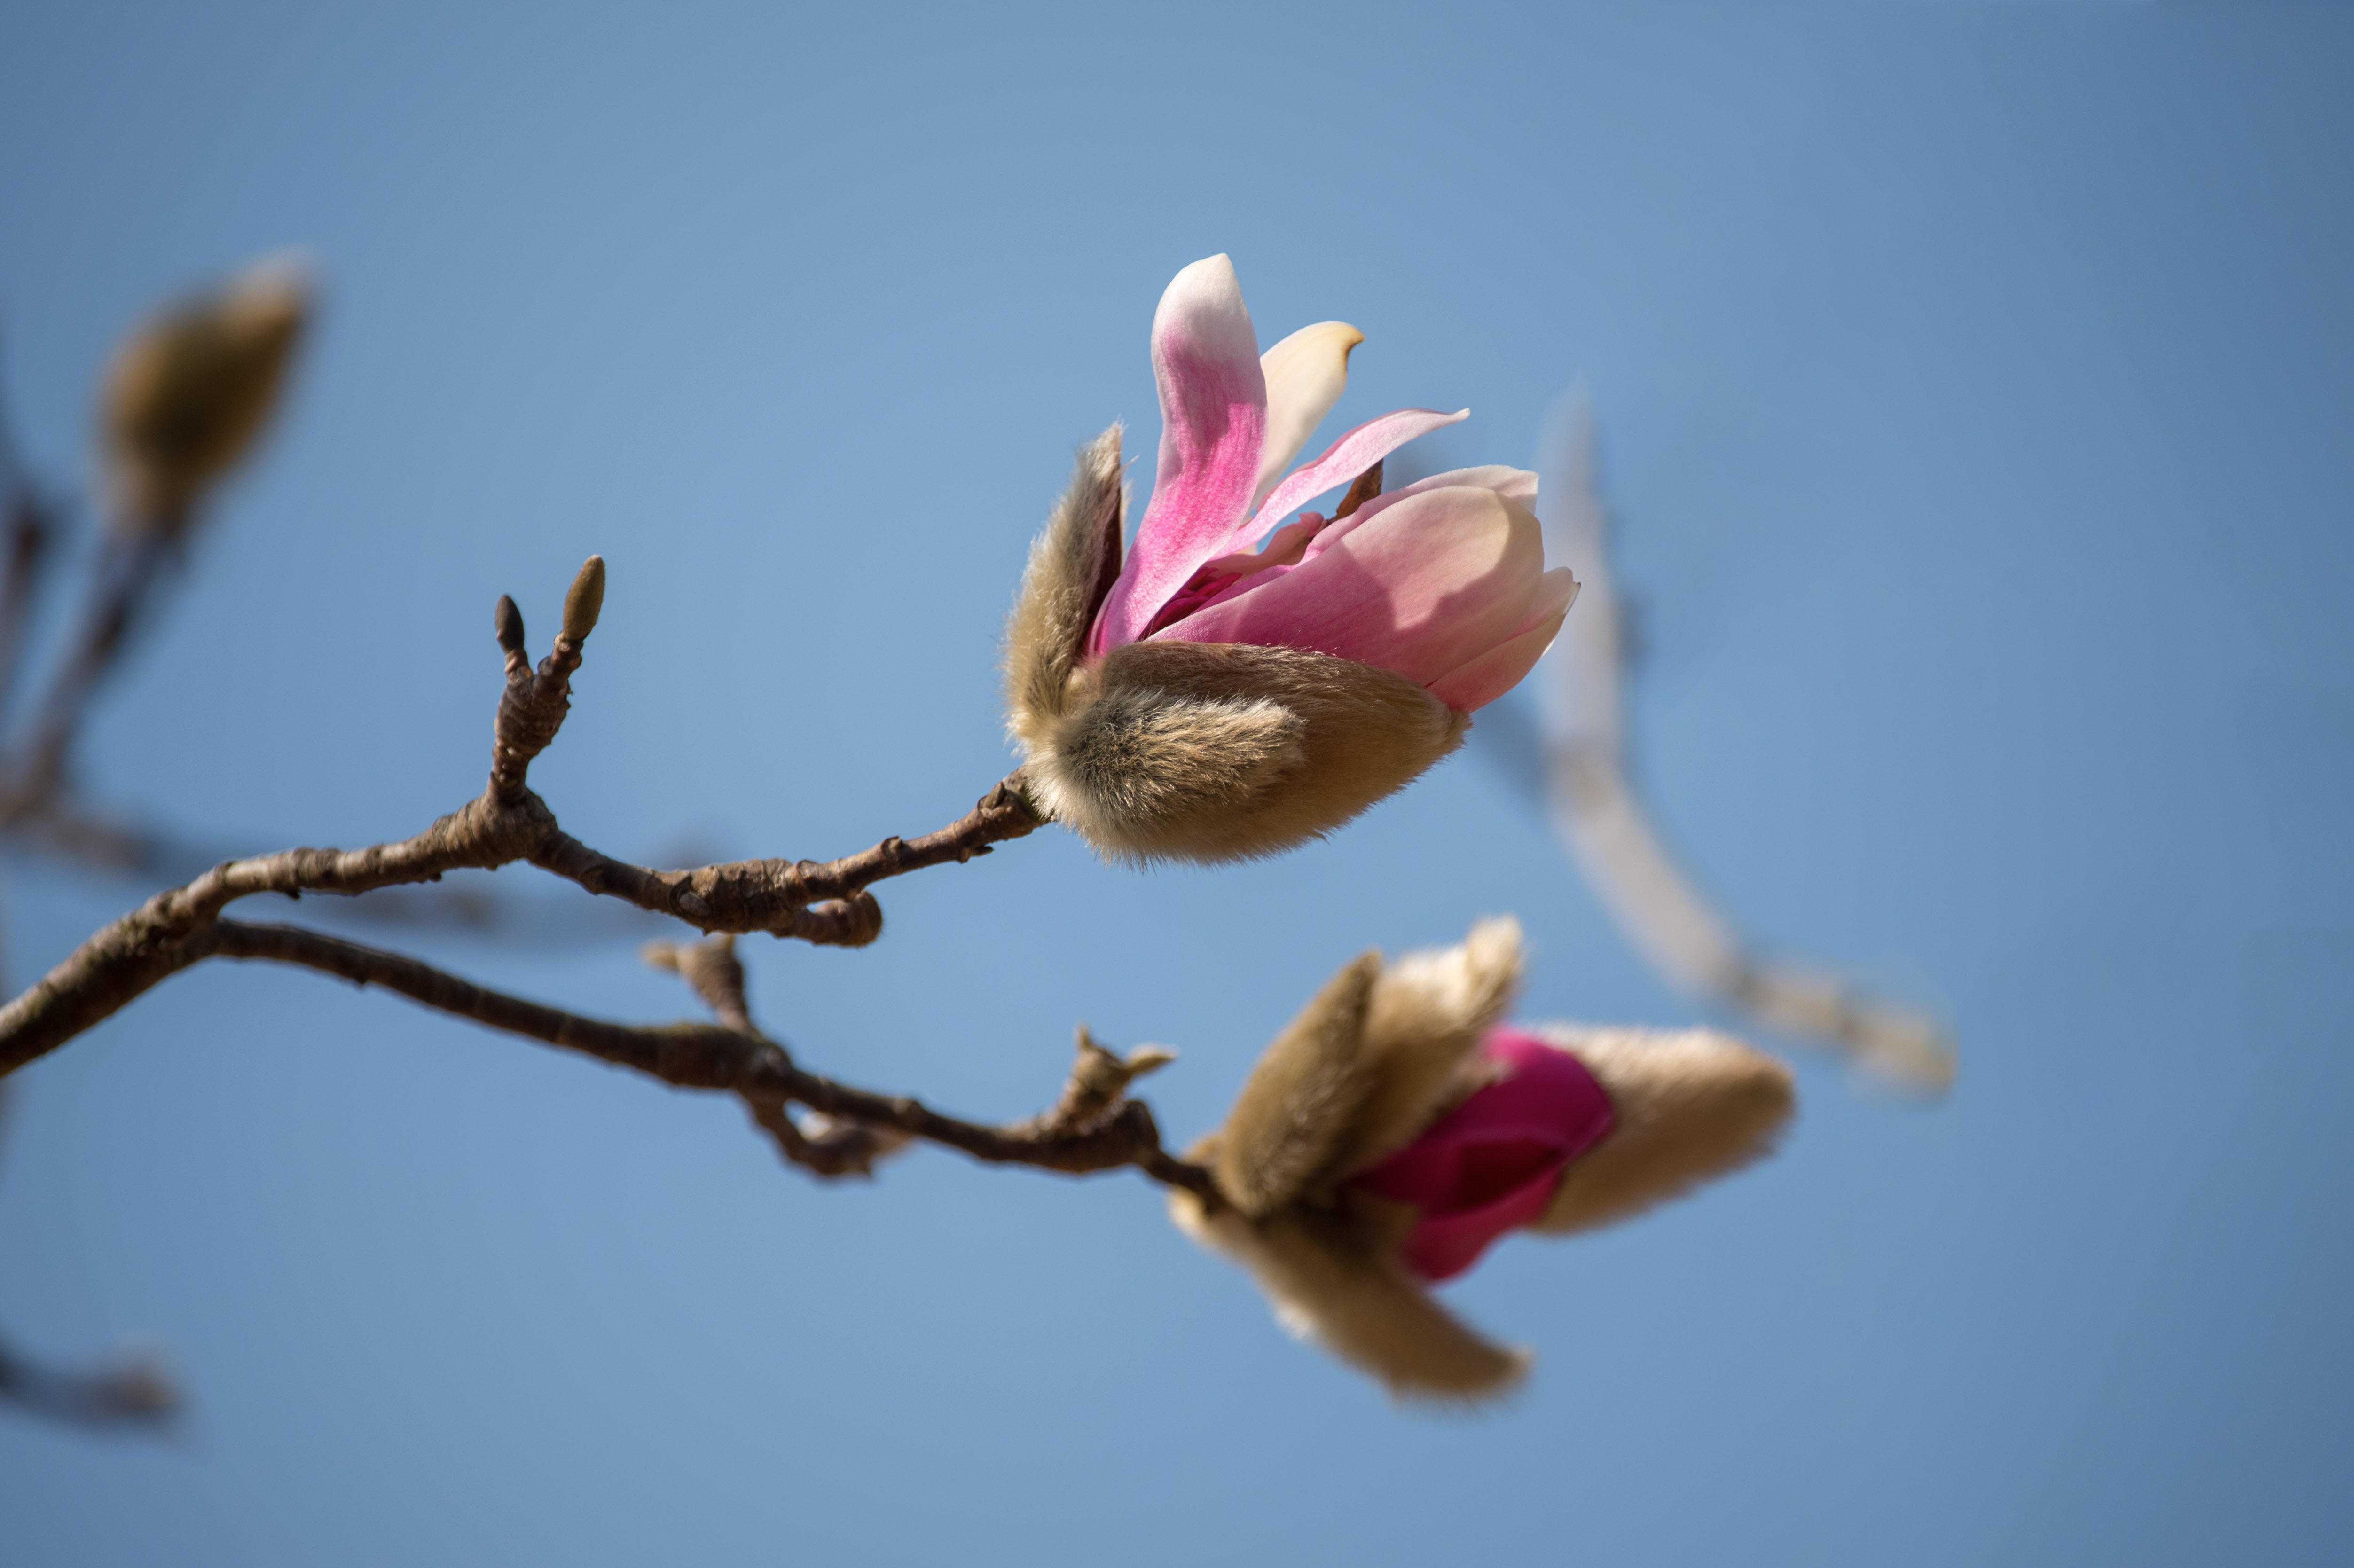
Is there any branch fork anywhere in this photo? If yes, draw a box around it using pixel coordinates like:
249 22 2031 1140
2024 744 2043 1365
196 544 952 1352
0 556 1212 1204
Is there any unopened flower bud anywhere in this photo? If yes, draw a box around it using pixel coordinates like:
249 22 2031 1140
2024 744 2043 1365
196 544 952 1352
561 555 606 643
494 595 527 656
100 253 312 533
1169 915 1795 1402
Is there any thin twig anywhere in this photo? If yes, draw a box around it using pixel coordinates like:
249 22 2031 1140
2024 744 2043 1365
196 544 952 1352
529 777 1039 937
646 933 912 1179
0 1333 178 1434
0 774 1044 1078
0 487 57 738
207 919 1215 1197
0 555 1045 1076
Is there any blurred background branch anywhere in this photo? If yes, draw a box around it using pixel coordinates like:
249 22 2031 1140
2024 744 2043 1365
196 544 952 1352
0 1327 178 1437
0 262 664 1436
1468 396 1954 1092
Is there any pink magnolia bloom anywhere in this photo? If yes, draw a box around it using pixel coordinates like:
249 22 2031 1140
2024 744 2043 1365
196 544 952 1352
1092 255 1578 712
1347 1026 1616 1282
1002 258 1581 864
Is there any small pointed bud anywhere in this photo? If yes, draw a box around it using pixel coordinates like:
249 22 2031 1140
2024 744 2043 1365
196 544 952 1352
1123 1045 1177 1078
101 252 313 532
638 940 683 974
494 594 526 656
1036 1027 1181 1135
561 555 605 643
1067 1027 1179 1098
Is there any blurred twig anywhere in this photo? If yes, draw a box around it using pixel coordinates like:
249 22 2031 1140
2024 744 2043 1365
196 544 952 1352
0 382 61 736
0 275 656 1443
13 530 180 804
0 1332 179 1435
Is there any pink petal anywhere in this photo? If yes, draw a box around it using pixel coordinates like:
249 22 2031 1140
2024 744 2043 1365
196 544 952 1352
1136 511 1331 640
1297 463 1540 562
1407 464 1538 511
1348 1027 1616 1283
1426 569 1577 711
1162 464 1547 629
1154 484 1547 687
1231 407 1470 556
1092 255 1269 652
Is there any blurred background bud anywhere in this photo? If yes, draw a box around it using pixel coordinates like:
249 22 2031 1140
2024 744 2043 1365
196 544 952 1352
100 252 312 534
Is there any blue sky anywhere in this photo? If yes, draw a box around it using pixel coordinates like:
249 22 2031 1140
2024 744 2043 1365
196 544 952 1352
1 2 2349 1563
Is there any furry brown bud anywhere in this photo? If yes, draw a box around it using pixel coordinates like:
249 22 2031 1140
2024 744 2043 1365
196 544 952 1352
101 254 311 532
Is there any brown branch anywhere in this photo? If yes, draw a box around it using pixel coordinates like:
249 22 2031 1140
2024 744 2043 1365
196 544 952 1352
745 1098 910 1178
528 777 1040 936
203 919 1216 1198
489 564 598 804
0 555 1050 1077
0 774 1044 1078
0 792 551 1076
644 933 911 1179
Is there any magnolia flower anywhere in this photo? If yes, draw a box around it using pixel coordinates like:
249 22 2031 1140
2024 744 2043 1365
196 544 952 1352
1170 917 1796 1402
1004 255 1577 863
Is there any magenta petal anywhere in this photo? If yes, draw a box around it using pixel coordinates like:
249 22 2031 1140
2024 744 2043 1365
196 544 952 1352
1135 512 1332 640
1153 484 1546 686
1092 256 1269 652
1233 407 1470 554
1349 1028 1616 1283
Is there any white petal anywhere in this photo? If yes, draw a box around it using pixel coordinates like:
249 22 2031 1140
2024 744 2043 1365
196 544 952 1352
1250 321 1364 508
